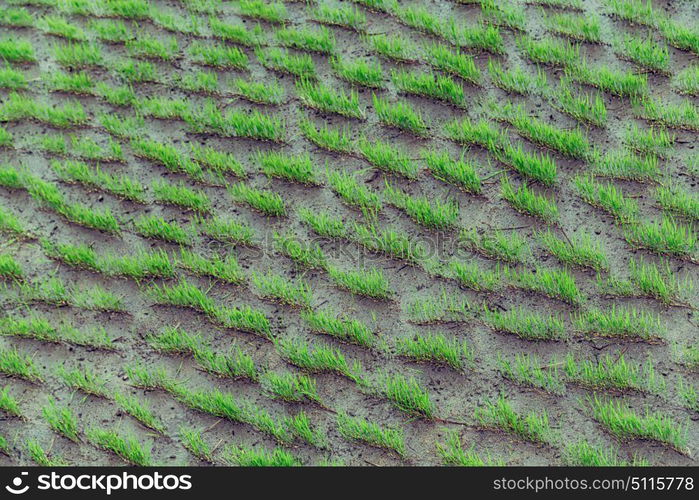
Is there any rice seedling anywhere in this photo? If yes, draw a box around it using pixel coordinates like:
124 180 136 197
38 15 86 40
125 365 178 392
46 70 95 95
190 144 246 179
0 205 24 236
296 79 364 119
256 150 318 185
356 138 418 180
276 337 360 381
656 186 698 221
53 42 103 68
113 392 165 434
256 47 316 79
497 353 565 394
625 216 697 259
487 60 548 96
137 96 190 120
422 150 482 195
564 440 647 466
622 258 693 305
444 117 508 150
495 144 558 186
376 372 434 419
501 177 559 223
505 266 584 305
0 7 33 27
146 278 215 313
178 70 219 95
0 92 88 128
0 254 23 280
0 312 114 349
372 95 428 136
658 18 699 55
100 113 144 139
327 265 392 300
116 59 155 84
437 429 504 466
312 4 366 32
592 149 659 182
405 289 472 325
337 412 405 456
0 386 21 417
131 138 204 179
228 182 286 216
352 223 425 265
179 426 214 462
394 5 443 37
678 377 698 412
234 78 285 105
195 344 258 381
0 38 35 63
227 445 300 466
384 183 458 230
588 395 688 453
566 61 647 98
89 19 133 43
452 24 505 54
634 97 699 131
208 17 261 47
126 35 178 61
152 179 211 213
565 353 664 393
537 229 608 271
545 12 602 43
298 208 346 239
0 347 41 382
604 0 654 25
147 326 201 355
26 440 66 466
298 117 353 153
286 411 328 448
483 306 566 341
326 169 382 216
301 308 376 348
197 214 255 246
238 0 287 23
190 102 287 142
251 270 312 308
189 42 248 69
177 248 245 284
86 428 152 466
391 69 465 106
460 229 529 266
553 80 607 127
274 232 326 269
424 43 480 85
364 33 418 63
672 65 699 96
51 160 145 202
56 364 108 397
42 398 79 442
474 393 552 444
0 66 27 90
615 35 669 74
277 26 335 55
517 36 581 67
674 344 699 369
133 215 194 245
260 371 321 404
397 332 473 371
0 126 12 147
573 174 638 223
448 260 500 292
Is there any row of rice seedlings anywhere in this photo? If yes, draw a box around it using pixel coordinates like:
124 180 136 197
423 150 483 195
0 346 42 382
494 144 559 186
40 133 125 163
591 149 660 182
479 0 526 31
89 19 134 43
0 38 36 63
56 364 109 397
674 344 698 370
0 204 26 238
87 428 152 466
657 18 699 55
483 306 567 341
177 248 245 284
126 35 179 62
133 215 194 245
487 60 548 96
537 229 609 271
296 79 364 119
552 79 607 127
256 150 319 185
251 270 313 308
497 353 565 394
0 92 87 128
228 182 286 216
152 179 211 213
604 0 654 26
26 439 67 466
544 12 602 43
564 440 648 466
383 182 459 230
405 289 472 325
38 14 86 41
501 177 559 224
0 65 27 90
363 33 420 63
178 426 214 463
113 392 166 434
448 260 500 293
565 61 647 98
588 395 688 454
474 393 553 444
184 100 286 142
275 337 363 383
622 124 674 158
299 116 353 153
1 166 120 233
51 159 145 203
372 95 428 136
147 279 271 336
0 125 12 147
197 214 256 246
0 253 23 280
53 41 105 68
677 377 698 412
277 25 335 55
257 47 316 79
625 216 697 260
100 113 144 139
517 35 581 67
352 223 427 266
227 445 303 466
189 41 248 69
374 372 434 419
337 412 405 457
391 69 465 106
436 429 504 466
672 65 699 96
148 326 258 381
326 168 382 217
8 275 124 312
131 138 205 182
208 15 262 47
0 312 114 349
614 34 670 74
274 232 327 269
238 0 287 24
330 56 384 89
459 228 530 265
424 42 481 85
444 116 509 150
396 332 473 372
327 265 393 300
312 3 367 32
0 385 22 418
655 186 698 221
260 371 322 406
0 7 34 28
505 266 585 305
297 207 347 238
633 97 699 131
600 258 694 306
573 174 638 223
357 138 419 180
302 307 377 348
565 353 664 393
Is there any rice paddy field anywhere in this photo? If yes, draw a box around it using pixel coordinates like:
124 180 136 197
0 0 697 467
